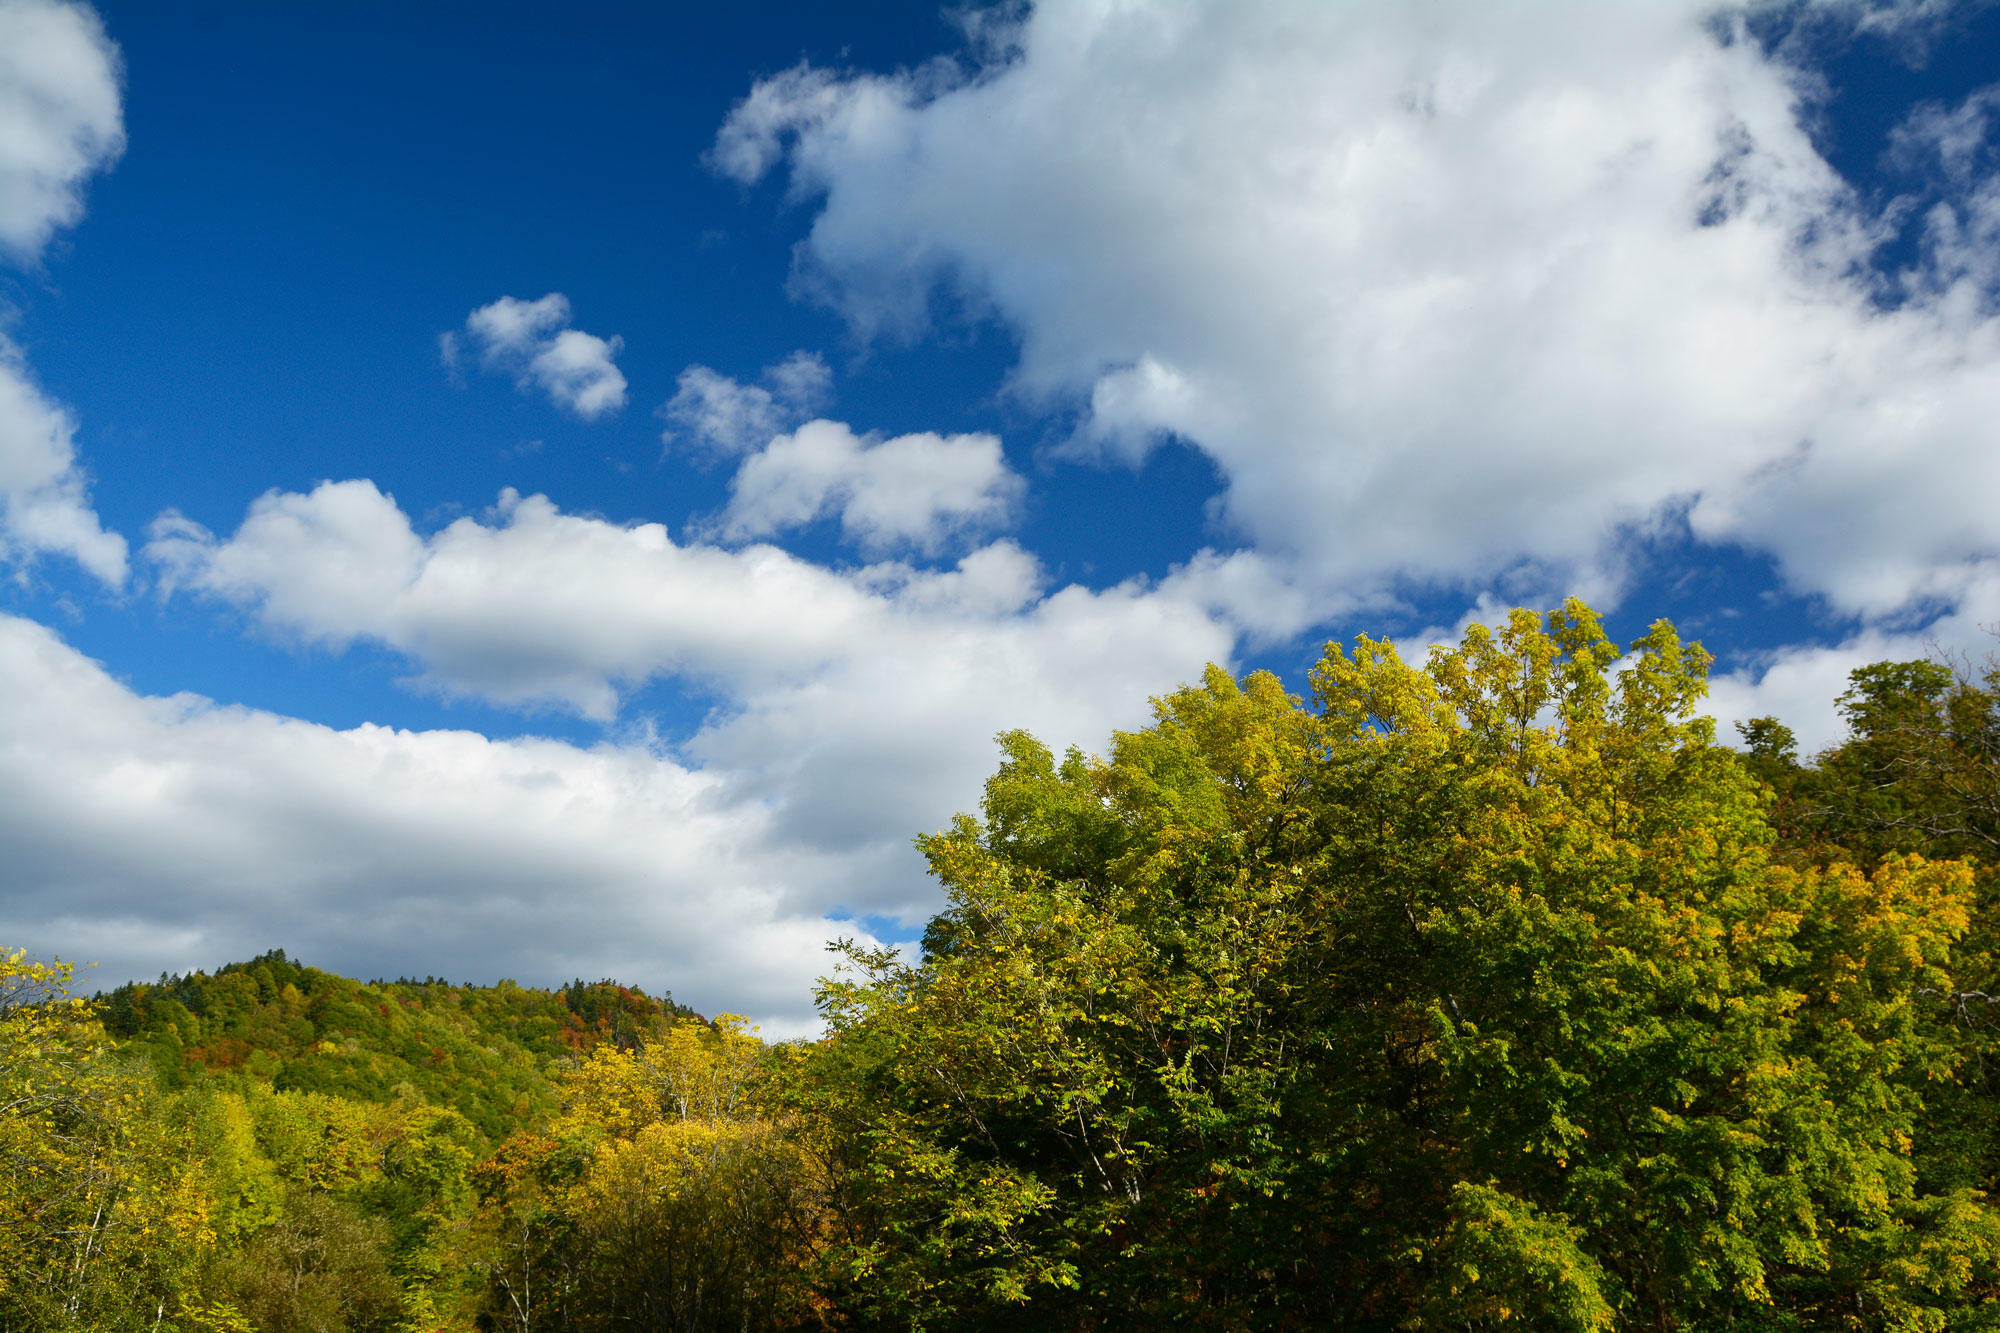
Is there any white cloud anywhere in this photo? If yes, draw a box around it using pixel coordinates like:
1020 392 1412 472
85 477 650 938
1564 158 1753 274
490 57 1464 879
662 351 832 457
0 337 126 585
714 418 1023 553
0 610 870 1035
144 480 1238 870
717 0 2000 633
456 293 628 420
0 0 123 264
710 62 850 188
0 0 126 584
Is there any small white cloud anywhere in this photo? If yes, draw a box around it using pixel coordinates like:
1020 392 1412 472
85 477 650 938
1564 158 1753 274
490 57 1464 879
457 293 627 420
0 0 124 264
715 418 1023 554
465 292 567 351
529 328 630 420
662 351 832 457
709 63 848 186
0 341 126 585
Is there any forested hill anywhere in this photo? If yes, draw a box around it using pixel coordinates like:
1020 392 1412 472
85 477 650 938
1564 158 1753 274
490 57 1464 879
96 951 695 1142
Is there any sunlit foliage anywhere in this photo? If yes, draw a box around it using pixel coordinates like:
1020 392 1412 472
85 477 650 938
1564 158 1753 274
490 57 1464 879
781 603 2000 1328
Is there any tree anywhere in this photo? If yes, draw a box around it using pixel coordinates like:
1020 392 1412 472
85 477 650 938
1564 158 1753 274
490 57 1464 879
469 1014 829 1332
1773 657 2000 869
783 603 2000 1329
0 950 217 1330
216 1187 404 1333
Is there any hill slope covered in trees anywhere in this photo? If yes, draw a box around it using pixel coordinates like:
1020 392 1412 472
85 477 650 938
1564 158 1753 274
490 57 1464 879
98 952 694 1141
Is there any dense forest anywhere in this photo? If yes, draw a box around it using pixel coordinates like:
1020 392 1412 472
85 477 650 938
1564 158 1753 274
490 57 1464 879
8 600 2000 1330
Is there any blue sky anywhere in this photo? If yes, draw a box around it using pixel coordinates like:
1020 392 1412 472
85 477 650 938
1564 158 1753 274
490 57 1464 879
4 0 2000 1031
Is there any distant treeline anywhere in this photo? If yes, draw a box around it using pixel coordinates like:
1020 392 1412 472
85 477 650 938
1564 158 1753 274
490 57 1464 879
96 950 691 1140
2 950 702 1330
7 599 2000 1330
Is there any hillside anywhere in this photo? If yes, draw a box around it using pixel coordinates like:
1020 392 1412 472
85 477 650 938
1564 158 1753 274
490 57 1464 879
96 949 696 1143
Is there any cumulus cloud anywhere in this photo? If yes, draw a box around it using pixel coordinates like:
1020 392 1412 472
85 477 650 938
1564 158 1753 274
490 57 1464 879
662 351 832 457
716 0 2000 632
0 0 123 263
0 343 127 584
0 610 876 1034
144 480 1238 865
713 418 1023 553
0 0 126 584
453 293 628 419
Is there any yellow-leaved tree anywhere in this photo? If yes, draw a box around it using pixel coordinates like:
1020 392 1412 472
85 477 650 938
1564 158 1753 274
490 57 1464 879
471 1012 831 1331
0 949 218 1330
777 602 2000 1329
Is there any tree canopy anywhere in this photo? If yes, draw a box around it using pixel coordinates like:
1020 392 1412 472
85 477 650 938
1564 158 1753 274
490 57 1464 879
780 602 2000 1329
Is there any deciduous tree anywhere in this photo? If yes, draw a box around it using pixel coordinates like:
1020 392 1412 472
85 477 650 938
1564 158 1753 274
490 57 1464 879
784 603 2000 1329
